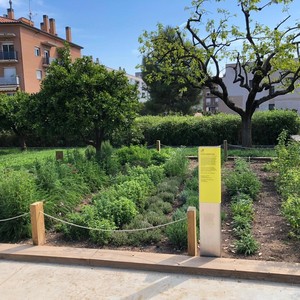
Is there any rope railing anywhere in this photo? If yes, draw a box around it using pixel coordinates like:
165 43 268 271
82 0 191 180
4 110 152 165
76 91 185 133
0 212 30 222
42 212 187 233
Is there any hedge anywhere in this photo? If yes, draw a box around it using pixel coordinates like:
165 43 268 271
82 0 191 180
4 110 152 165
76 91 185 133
131 110 300 146
1 110 300 147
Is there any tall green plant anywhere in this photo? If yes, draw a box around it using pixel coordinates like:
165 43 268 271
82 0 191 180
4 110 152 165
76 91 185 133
0 170 38 241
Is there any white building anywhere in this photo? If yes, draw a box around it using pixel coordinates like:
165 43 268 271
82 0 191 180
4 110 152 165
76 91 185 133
105 67 149 103
204 63 300 114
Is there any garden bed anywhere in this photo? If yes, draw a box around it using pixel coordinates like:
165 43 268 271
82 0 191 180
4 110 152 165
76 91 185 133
222 161 299 263
20 160 300 263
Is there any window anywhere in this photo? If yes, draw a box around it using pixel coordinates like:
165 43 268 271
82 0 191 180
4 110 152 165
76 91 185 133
36 70 42 80
34 47 40 56
2 43 15 59
269 86 275 95
269 104 275 111
44 49 50 64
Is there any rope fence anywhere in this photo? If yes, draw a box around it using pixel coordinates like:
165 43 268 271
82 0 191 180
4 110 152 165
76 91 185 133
42 212 186 233
0 212 30 222
0 201 197 256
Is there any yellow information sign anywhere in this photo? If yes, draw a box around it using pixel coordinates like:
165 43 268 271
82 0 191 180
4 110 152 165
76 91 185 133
199 147 221 203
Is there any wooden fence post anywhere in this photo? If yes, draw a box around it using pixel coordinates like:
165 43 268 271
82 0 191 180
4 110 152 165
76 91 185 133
187 206 198 256
223 140 228 162
56 150 64 160
30 201 46 246
156 140 161 152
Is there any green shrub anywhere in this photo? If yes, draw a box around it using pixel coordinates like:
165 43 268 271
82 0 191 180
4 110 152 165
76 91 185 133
185 194 199 209
147 198 173 214
0 169 37 241
114 177 153 211
85 145 96 160
93 195 137 228
110 231 129 246
166 209 187 250
88 219 116 245
157 191 175 203
125 216 162 246
277 168 300 200
144 211 169 226
34 159 59 191
127 165 165 185
135 114 240 146
235 233 259 255
252 110 300 145
157 181 179 194
282 196 300 238
60 206 95 240
185 176 198 192
164 149 189 178
115 145 153 167
230 198 254 219
224 159 261 199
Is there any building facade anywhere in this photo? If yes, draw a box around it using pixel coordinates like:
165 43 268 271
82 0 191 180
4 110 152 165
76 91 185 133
0 2 82 94
203 63 300 114
105 67 149 103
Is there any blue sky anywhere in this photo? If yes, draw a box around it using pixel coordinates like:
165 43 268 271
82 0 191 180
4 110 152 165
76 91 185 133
0 0 299 76
0 0 193 75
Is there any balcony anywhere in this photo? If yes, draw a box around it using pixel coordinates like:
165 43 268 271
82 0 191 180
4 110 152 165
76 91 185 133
0 76 20 92
0 51 18 62
42 56 55 67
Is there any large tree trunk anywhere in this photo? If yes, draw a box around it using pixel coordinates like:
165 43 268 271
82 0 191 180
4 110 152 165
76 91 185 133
241 114 253 148
12 126 27 151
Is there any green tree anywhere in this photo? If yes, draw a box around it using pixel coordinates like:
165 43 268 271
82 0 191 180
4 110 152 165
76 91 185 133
35 47 140 152
142 26 201 115
139 0 300 146
0 92 33 150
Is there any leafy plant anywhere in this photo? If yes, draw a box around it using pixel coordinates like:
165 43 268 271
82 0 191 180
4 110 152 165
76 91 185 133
88 219 116 245
235 233 259 255
224 158 261 199
282 196 300 238
164 149 189 178
166 209 187 250
0 169 37 241
125 215 162 246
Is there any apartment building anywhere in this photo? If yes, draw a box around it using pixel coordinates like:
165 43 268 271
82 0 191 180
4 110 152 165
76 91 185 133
105 67 150 103
203 63 300 114
0 2 82 94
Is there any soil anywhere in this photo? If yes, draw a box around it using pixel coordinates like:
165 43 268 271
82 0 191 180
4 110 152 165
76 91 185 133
221 160 300 263
20 160 300 263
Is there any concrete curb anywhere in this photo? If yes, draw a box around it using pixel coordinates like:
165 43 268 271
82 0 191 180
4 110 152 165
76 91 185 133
0 243 299 284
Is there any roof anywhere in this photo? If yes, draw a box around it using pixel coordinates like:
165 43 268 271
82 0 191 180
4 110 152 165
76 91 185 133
0 16 19 23
0 16 83 50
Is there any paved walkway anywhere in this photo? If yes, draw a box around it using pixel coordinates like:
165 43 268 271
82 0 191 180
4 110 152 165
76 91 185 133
1 260 299 300
0 243 299 284
0 243 299 299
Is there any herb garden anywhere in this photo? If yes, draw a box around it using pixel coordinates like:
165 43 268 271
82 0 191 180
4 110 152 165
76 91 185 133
0 130 299 261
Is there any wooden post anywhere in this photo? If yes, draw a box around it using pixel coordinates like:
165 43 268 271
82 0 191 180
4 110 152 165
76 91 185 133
56 150 64 160
223 140 228 162
187 206 198 256
156 140 161 152
30 201 46 246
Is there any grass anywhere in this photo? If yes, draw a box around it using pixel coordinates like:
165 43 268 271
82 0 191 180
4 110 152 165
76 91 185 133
162 146 276 158
0 146 276 171
0 148 83 170
228 148 276 157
